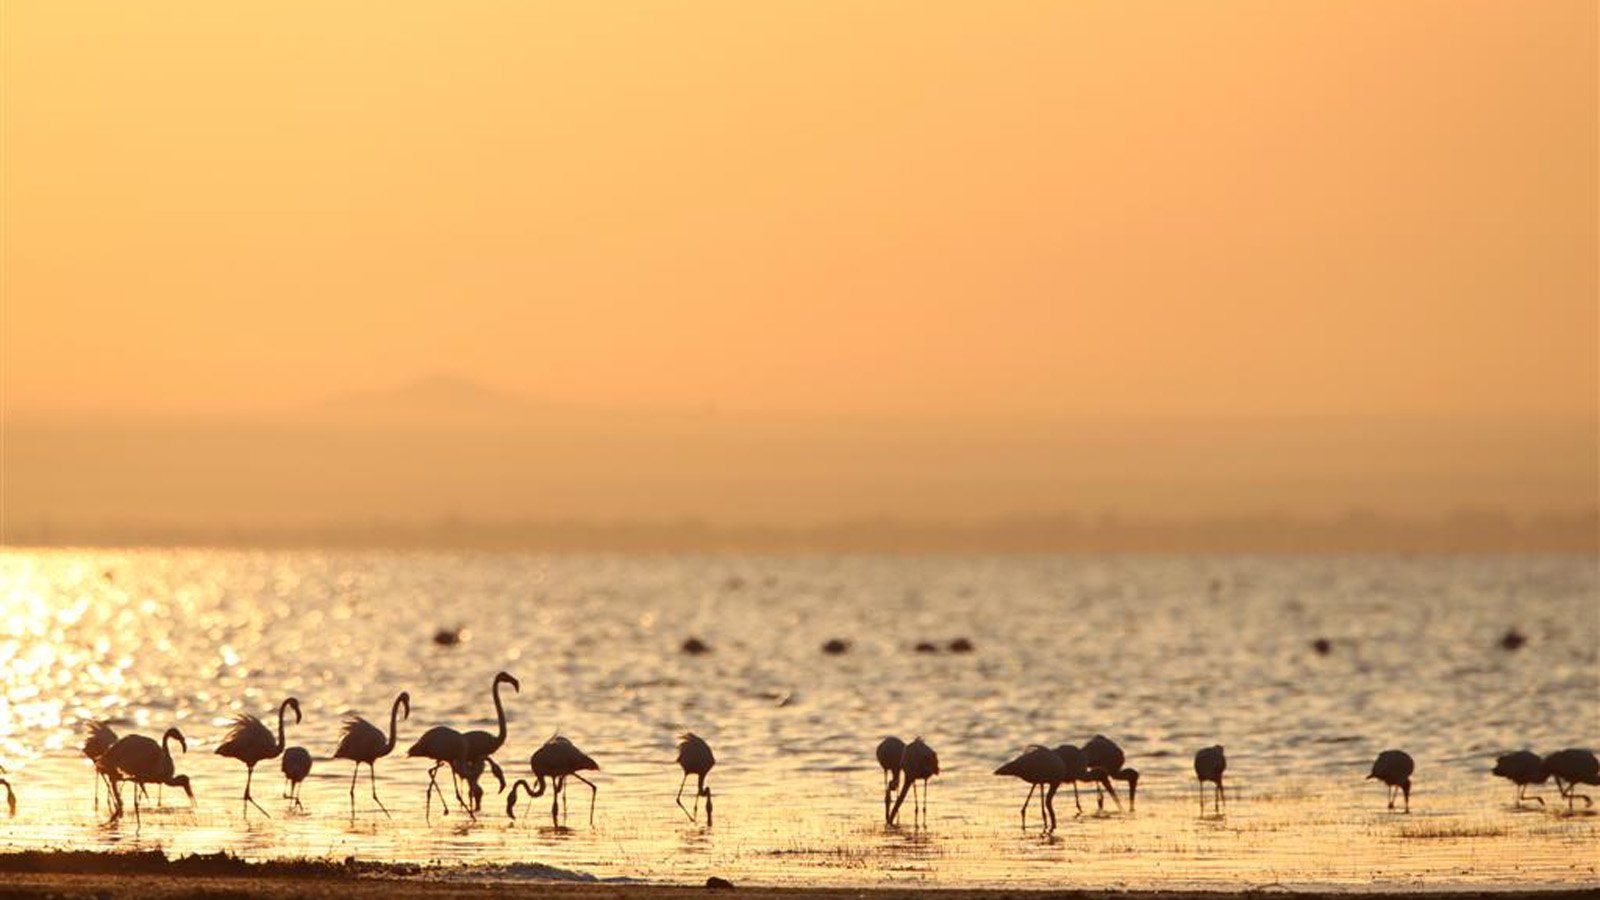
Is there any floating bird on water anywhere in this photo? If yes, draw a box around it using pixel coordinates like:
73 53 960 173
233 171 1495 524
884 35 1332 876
0 765 14 817
994 745 1066 832
1492 751 1548 807
875 736 906 823
1367 749 1414 812
332 691 410 817
1194 745 1226 815
102 728 193 824
1542 748 1599 811
215 697 301 818
681 637 711 655
822 639 851 655
406 725 471 820
281 746 311 811
507 735 600 828
1084 735 1140 812
888 737 939 827
675 732 715 825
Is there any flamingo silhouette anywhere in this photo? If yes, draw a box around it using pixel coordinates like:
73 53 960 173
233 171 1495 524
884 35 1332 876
281 746 311 811
1052 744 1107 815
1367 749 1414 812
995 746 1066 832
507 735 600 828
1194 745 1226 815
102 728 193 824
1492 751 1548 807
674 733 715 825
875 736 905 823
332 691 410 817
1083 735 1139 812
215 697 301 817
887 737 938 827
460 672 519 800
1543 748 1599 811
82 720 123 812
0 765 14 817
406 726 471 820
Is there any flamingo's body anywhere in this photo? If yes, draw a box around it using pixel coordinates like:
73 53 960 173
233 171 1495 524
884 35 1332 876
995 745 1066 831
1194 745 1226 815
507 735 600 827
1368 749 1414 812
875 736 905 822
102 728 193 823
675 732 716 825
333 691 410 817
406 725 470 819
1543 748 1599 811
82 720 121 812
281 747 312 810
1492 751 1548 807
215 697 301 817
888 737 938 827
1084 734 1140 812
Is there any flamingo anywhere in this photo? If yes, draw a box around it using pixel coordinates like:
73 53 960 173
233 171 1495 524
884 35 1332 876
875 736 905 823
675 733 715 825
1367 749 1414 812
887 737 938 827
1542 748 1599 811
332 691 410 817
452 755 505 813
281 746 312 811
1194 745 1226 815
406 725 471 820
1053 743 1109 815
82 720 122 812
0 765 14 817
101 728 193 824
994 746 1066 832
1084 734 1140 812
215 697 301 817
506 735 599 828
459 672 519 798
1492 751 1548 807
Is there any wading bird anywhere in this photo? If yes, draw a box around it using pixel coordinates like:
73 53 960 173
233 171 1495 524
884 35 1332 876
0 765 14 817
507 735 600 828
674 732 716 825
215 697 301 817
1194 745 1226 815
1084 735 1140 812
888 737 939 827
1542 748 1599 811
875 736 905 823
462 672 520 764
82 720 121 812
1053 743 1109 815
407 725 471 820
1367 749 1414 812
332 691 410 817
281 746 311 811
1492 750 1548 807
102 728 194 824
995 745 1066 832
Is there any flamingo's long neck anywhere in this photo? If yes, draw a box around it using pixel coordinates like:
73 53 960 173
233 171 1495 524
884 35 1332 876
490 680 508 751
275 701 290 754
384 697 404 754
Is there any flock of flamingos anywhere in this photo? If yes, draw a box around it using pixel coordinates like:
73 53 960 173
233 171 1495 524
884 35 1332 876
0 669 1595 833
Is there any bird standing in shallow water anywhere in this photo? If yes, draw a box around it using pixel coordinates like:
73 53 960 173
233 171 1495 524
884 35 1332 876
507 735 600 828
675 733 715 825
994 746 1066 832
102 728 194 824
406 725 471 820
1367 749 1414 812
1542 748 1599 811
281 746 311 811
1084 735 1140 812
888 737 939 827
215 697 301 818
1492 751 1548 807
82 720 123 813
1194 745 1227 815
875 736 905 823
332 691 410 817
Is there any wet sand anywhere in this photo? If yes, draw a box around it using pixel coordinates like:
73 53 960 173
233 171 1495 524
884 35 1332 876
0 853 1595 900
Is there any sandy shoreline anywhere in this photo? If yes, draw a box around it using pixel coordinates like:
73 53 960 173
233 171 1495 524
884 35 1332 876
0 852 1596 900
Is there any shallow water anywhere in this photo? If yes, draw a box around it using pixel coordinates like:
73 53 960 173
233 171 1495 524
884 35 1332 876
0 550 1596 889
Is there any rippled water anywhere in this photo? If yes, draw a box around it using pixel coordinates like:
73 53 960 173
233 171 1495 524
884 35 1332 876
1 550 1596 889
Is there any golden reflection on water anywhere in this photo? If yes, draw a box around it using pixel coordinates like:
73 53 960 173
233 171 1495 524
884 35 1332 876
0 549 1596 888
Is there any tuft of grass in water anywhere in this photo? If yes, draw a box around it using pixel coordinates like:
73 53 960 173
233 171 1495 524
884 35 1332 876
1395 822 1509 840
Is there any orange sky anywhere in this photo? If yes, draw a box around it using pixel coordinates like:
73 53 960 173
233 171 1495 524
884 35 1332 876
4 1 1597 419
